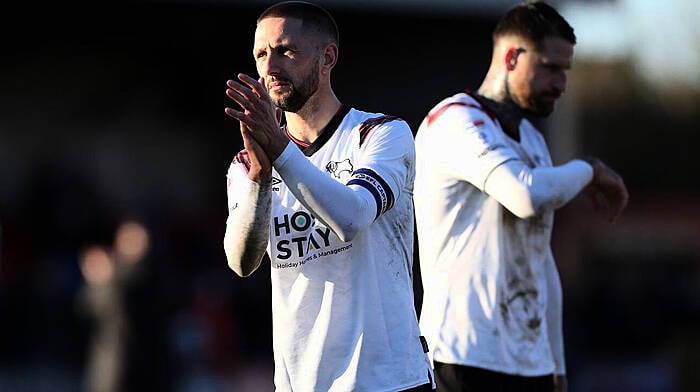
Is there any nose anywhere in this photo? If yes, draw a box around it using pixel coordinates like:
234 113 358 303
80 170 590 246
258 52 281 79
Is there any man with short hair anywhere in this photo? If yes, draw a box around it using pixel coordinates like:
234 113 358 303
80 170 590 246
223 2 434 391
413 2 628 391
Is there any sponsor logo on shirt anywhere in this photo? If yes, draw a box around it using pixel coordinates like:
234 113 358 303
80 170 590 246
271 177 282 192
272 210 350 266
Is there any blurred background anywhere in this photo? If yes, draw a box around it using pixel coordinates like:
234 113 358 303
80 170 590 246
1 0 698 391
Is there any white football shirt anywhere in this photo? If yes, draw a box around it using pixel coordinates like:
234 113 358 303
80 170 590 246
227 106 433 391
414 92 560 376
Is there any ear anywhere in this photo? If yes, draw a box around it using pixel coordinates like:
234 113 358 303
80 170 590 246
321 43 338 74
504 47 520 71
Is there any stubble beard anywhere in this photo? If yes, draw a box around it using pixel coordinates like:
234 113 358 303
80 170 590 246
505 77 555 117
528 95 556 116
271 58 320 113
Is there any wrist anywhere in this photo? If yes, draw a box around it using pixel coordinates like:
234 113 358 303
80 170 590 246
580 156 600 168
580 156 602 181
248 169 272 185
268 140 289 163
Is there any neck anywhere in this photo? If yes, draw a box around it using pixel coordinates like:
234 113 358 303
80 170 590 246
285 90 342 144
476 79 525 141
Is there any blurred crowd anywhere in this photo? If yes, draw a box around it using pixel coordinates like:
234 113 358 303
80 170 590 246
0 167 275 391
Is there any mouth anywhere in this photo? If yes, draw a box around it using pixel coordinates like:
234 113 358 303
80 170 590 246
542 92 561 101
268 79 291 91
539 95 559 104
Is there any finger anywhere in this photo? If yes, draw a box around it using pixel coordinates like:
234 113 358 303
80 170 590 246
600 190 623 222
226 78 242 89
226 78 253 96
226 81 257 104
598 166 624 188
609 203 623 222
240 121 255 146
237 72 260 88
226 88 266 119
598 177 628 221
610 186 629 222
593 191 608 214
225 86 250 108
620 184 629 209
227 79 269 114
238 73 270 100
228 78 274 118
589 162 629 222
224 107 254 128
588 188 616 222
226 106 274 148
224 106 242 119
240 124 272 174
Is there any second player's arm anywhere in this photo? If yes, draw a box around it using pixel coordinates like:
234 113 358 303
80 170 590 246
484 159 593 219
435 107 594 219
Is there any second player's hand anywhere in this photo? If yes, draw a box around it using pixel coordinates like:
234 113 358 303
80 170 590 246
584 158 629 222
225 73 286 161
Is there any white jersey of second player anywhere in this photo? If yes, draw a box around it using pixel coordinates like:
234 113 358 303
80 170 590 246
227 106 433 391
414 92 560 376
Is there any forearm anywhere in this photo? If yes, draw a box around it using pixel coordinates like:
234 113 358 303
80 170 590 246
484 159 593 218
224 174 271 277
273 142 377 242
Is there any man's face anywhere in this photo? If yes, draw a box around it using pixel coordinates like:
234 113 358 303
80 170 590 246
507 36 573 116
253 17 321 113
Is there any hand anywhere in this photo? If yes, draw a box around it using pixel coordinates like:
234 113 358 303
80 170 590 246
225 73 286 161
553 374 567 392
583 157 629 222
239 122 272 184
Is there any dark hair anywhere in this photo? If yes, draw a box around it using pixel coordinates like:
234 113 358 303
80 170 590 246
257 1 339 46
493 1 576 48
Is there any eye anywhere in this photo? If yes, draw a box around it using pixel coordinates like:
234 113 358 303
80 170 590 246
276 46 295 57
255 50 267 60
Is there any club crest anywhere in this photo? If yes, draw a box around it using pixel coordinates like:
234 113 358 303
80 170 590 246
326 159 354 179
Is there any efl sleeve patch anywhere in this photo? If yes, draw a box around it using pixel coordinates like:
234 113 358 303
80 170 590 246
347 168 395 220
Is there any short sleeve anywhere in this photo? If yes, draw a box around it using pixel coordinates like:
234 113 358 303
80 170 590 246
348 118 414 217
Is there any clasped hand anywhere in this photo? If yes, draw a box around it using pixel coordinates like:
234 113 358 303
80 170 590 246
225 73 285 182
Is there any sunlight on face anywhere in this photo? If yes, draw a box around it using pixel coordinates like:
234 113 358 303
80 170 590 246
508 37 574 116
253 17 321 112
